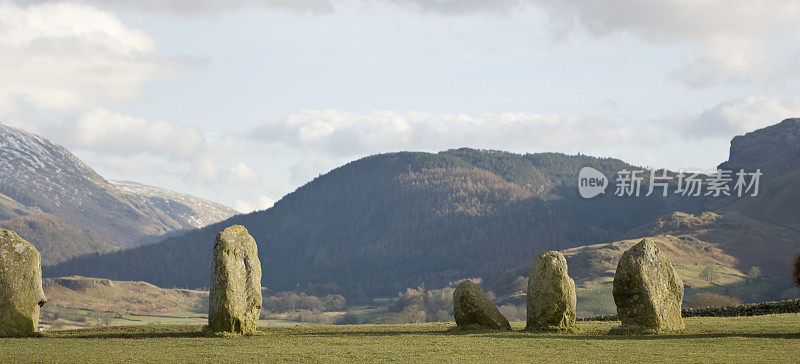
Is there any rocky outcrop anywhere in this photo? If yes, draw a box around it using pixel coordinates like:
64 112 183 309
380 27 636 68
526 251 576 330
208 225 262 335
45 276 113 291
0 229 46 337
612 239 685 334
453 280 511 330
719 118 800 179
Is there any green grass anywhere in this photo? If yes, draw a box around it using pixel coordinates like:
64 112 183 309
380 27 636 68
3 314 799 363
575 276 616 316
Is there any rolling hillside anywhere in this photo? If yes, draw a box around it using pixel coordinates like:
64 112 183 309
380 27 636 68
45 119 800 302
40 276 208 330
0 214 117 265
45 149 707 296
486 209 800 317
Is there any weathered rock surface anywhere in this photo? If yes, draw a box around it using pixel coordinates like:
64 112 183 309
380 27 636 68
612 239 685 333
718 117 800 179
453 280 511 330
526 251 576 330
0 229 46 337
209 225 262 334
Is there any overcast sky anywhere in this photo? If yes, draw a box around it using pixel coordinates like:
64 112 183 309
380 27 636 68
2 0 799 212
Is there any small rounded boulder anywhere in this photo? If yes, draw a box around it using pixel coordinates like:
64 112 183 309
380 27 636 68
453 280 511 330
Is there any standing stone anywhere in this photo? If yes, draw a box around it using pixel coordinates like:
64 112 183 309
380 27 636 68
209 225 262 334
526 251 576 330
0 229 46 337
453 280 511 330
612 239 685 333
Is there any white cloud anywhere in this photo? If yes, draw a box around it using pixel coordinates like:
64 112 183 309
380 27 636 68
527 0 800 88
247 109 641 184
676 97 800 138
63 100 796 211
180 138 275 189
228 162 261 185
289 158 340 186
251 109 632 158
233 200 252 214
390 0 527 15
66 129 272 211
391 1 800 88
23 0 335 16
12 107 270 210
72 109 205 156
245 102 800 182
233 195 275 213
0 2 185 117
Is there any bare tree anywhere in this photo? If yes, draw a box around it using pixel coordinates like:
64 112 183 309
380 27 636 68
747 266 762 281
699 264 719 284
794 253 800 287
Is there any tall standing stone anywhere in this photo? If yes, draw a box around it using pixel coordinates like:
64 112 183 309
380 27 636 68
453 280 511 330
612 239 685 334
209 225 262 334
526 251 576 330
0 229 46 337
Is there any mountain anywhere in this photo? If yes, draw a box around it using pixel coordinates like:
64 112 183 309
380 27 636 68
719 118 800 230
0 123 237 261
45 119 800 301
490 118 800 314
110 180 237 230
719 118 800 179
0 213 117 265
46 148 710 296
0 191 40 219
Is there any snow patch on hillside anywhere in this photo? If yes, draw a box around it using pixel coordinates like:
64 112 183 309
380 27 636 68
110 180 237 229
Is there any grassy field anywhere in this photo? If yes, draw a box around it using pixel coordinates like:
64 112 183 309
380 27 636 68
2 314 799 363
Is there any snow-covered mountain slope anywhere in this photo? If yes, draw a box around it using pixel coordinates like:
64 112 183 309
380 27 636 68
0 123 237 250
110 181 236 229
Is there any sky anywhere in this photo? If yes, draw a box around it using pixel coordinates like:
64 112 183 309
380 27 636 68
1 0 799 212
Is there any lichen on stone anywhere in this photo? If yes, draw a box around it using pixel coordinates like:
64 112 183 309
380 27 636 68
526 251 577 331
611 239 685 334
0 229 46 337
208 225 262 335
452 280 511 330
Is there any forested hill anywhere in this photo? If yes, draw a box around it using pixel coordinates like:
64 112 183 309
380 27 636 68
46 148 710 296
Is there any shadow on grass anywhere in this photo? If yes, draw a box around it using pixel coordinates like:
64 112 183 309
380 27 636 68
293 330 452 338
474 332 800 341
291 326 800 341
59 331 210 339
42 324 800 341
44 325 211 339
